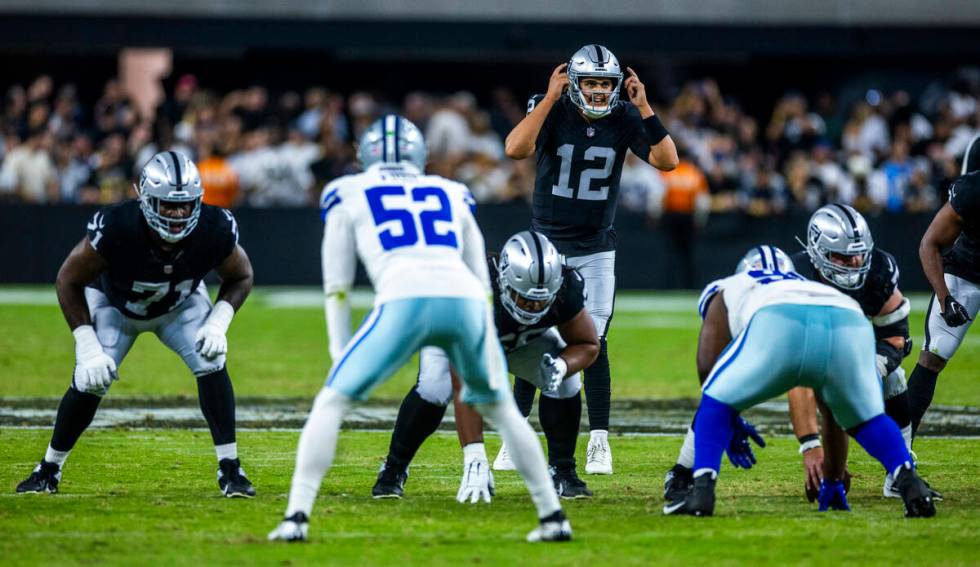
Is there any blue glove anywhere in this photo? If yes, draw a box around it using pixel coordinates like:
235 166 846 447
817 479 850 511
726 417 766 469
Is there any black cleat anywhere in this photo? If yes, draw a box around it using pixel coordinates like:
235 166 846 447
372 461 408 499
894 463 936 518
218 458 256 498
268 511 309 542
663 464 693 503
664 473 716 516
550 462 593 499
16 460 61 494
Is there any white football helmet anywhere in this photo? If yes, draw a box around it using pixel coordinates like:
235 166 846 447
736 245 796 274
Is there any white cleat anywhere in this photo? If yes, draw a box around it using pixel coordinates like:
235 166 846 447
883 472 901 499
526 517 573 543
493 442 516 471
268 512 309 543
585 433 613 475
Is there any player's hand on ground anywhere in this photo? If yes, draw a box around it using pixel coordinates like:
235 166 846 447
802 446 824 502
545 63 569 102
538 354 567 394
817 479 850 511
457 457 494 504
72 325 118 394
624 67 652 113
726 417 765 469
942 295 971 327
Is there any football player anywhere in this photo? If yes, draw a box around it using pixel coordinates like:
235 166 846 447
786 204 926 503
371 231 599 502
665 247 936 518
268 116 572 543
504 44 679 475
909 135 980 441
16 151 255 497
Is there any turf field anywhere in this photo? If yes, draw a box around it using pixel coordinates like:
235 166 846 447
2 287 978 405
2 286 979 565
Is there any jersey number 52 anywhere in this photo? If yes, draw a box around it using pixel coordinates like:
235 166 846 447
365 185 459 251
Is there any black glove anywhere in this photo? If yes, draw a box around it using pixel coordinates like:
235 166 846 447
942 295 971 327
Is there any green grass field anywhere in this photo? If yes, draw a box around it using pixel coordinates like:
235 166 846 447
2 288 978 405
2 431 978 566
2 286 979 565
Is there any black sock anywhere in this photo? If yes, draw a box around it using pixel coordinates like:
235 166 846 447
584 338 611 431
50 387 102 452
387 386 447 469
539 391 582 467
196 367 237 446
908 364 940 437
513 377 537 418
884 390 913 430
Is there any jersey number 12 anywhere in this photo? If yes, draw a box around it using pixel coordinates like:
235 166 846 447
552 144 616 201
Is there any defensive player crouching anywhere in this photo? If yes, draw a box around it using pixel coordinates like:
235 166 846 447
269 116 571 543
664 247 935 518
16 151 255 498
372 231 599 502
504 44 679 475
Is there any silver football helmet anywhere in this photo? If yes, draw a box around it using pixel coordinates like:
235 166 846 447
135 150 203 243
802 203 874 290
497 231 564 325
357 114 427 171
567 44 623 119
736 245 796 274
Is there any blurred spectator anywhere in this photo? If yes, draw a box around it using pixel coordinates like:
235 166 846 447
783 152 825 213
197 142 240 208
56 134 96 203
870 140 915 212
619 152 665 217
658 149 709 288
427 91 475 177
0 129 58 202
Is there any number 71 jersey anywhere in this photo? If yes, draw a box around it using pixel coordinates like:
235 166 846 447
529 94 654 255
320 163 489 305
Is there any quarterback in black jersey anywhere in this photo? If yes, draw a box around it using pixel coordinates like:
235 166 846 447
16 151 256 498
784 204 923 503
504 44 678 474
372 232 599 501
910 135 980 443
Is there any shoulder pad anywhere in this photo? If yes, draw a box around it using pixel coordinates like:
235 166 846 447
527 94 546 115
698 279 725 320
319 182 346 222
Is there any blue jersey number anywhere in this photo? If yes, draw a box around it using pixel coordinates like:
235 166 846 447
747 269 804 285
365 185 458 251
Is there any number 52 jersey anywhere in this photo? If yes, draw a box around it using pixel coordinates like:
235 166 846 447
319 163 490 305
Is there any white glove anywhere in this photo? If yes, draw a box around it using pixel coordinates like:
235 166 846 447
457 444 494 504
72 325 117 394
875 354 889 378
195 301 235 360
538 353 568 394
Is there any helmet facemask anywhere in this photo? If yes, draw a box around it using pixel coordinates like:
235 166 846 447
499 276 559 325
802 204 874 290
138 190 202 243
568 73 622 119
809 245 872 290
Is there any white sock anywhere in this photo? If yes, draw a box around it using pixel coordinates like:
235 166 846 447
694 468 717 480
44 446 70 467
285 388 351 518
463 442 487 464
677 427 695 469
480 400 561 519
901 424 913 453
215 442 237 462
590 429 608 442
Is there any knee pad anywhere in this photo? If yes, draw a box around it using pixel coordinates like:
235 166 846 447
883 367 908 400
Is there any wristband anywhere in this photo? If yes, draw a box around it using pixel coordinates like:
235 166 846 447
72 325 103 359
643 114 670 145
798 433 822 454
206 300 236 333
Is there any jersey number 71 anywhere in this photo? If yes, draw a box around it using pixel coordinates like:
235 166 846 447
365 185 459 251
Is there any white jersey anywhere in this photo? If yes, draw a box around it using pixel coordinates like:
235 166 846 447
320 162 490 306
698 269 863 337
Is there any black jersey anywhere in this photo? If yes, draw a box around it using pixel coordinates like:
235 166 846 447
488 256 587 352
86 200 239 320
945 171 980 283
528 94 653 257
791 248 899 317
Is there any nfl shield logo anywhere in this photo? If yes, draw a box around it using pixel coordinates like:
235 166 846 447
164 265 173 275
586 126 595 138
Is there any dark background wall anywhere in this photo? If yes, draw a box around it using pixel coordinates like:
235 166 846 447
0 204 935 291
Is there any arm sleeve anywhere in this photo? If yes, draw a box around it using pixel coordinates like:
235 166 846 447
627 108 654 164
528 94 553 149
321 203 356 360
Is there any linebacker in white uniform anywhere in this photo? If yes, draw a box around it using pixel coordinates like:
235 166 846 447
665 246 936 518
269 116 571 543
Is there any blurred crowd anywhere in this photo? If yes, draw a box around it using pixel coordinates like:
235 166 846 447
1 69 978 218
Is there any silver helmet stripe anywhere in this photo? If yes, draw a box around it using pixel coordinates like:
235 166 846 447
831 203 859 238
